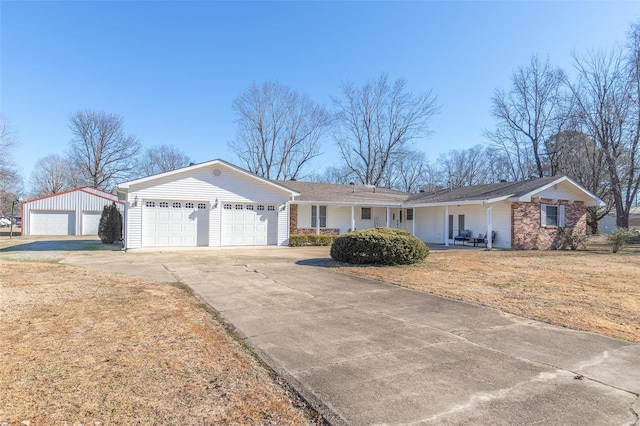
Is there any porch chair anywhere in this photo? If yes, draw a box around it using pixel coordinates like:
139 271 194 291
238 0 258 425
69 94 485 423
477 231 497 248
453 229 472 245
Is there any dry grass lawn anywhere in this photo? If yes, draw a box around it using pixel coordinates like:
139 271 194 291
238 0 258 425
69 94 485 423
338 239 640 343
0 260 313 425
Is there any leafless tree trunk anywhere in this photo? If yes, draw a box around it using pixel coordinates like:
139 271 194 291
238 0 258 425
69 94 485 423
29 154 73 197
68 110 141 190
230 81 330 180
544 129 612 233
486 55 566 178
141 144 192 177
0 115 24 216
569 45 639 228
332 74 439 186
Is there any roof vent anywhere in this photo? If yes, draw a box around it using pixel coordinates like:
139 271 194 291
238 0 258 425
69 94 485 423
189 162 196 166
349 182 355 185
500 179 507 183
419 189 425 193
290 178 296 181
212 168 222 176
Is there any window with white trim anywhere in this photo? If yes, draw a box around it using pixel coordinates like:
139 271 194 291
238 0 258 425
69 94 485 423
197 203 207 209
159 202 169 208
541 204 565 227
246 204 254 211
267 205 275 211
235 204 243 210
406 208 414 220
172 202 182 208
361 207 371 220
145 201 155 208
257 205 265 211
185 202 194 209
223 204 232 210
311 205 327 228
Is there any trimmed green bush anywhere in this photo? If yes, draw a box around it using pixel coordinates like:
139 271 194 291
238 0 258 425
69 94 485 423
289 234 309 247
330 228 428 265
98 202 122 244
307 234 335 246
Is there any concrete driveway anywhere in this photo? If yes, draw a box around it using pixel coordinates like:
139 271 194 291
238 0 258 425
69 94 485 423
6 242 639 425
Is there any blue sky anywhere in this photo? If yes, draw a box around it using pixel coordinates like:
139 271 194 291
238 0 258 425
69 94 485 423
2 1 639 189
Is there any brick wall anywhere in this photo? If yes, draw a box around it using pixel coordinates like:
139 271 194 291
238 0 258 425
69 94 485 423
511 199 587 250
288 203 340 236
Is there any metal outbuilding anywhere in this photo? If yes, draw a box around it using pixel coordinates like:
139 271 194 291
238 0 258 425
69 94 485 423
22 187 123 236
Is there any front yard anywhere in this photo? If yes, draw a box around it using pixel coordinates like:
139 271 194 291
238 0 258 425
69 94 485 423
0 260 313 424
338 239 640 343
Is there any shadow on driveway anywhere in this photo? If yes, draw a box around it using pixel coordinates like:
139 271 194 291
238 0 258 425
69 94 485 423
0 240 121 252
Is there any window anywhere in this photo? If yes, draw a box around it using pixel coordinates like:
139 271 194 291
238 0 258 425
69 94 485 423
257 205 265 211
406 209 414 220
361 207 371 220
541 204 565 227
145 201 155 208
185 202 194 209
246 205 254 211
267 205 275 211
311 205 327 228
197 203 207 209
172 202 182 208
235 204 243 210
223 204 232 210
159 202 169 208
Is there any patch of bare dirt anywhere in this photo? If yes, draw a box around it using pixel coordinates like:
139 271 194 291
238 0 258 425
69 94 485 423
338 242 640 343
0 260 313 425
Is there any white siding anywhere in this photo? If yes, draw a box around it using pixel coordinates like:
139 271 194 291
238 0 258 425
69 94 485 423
124 163 291 249
23 189 121 236
278 204 289 246
535 181 590 202
413 202 512 249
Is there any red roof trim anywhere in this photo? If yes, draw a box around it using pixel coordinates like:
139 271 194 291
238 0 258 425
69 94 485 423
24 187 122 205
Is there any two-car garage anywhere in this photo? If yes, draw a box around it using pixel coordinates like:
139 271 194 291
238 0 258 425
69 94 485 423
117 159 297 249
22 188 122 236
139 200 279 247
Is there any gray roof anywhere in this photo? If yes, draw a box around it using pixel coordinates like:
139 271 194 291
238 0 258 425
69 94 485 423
276 180 409 205
405 176 561 204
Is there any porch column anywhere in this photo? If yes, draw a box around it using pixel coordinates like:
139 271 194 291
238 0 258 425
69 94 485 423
351 205 355 231
316 204 320 235
411 208 416 236
386 207 391 228
486 204 493 250
444 205 449 247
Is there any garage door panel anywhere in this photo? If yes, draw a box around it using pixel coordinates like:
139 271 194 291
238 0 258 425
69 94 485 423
222 203 277 246
31 211 75 235
142 200 208 247
82 211 102 235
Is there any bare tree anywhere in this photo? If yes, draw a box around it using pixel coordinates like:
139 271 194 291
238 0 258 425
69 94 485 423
332 74 439 186
0 116 24 216
230 81 330 180
545 129 612 233
68 110 141 190
438 145 491 188
384 150 431 193
486 55 566 178
29 154 74 197
569 45 640 228
141 144 192 177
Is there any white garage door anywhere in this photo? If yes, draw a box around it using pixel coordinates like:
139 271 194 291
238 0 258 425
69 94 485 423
221 203 277 246
82 211 102 235
30 211 75 235
142 201 209 247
